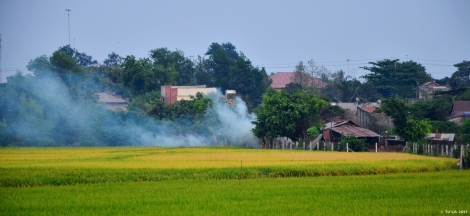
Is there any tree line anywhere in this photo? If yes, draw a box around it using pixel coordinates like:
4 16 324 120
0 42 469 146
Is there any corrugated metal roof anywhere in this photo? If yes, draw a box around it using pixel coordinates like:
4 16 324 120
451 101 470 117
97 93 126 103
269 72 326 89
427 133 455 142
332 125 380 138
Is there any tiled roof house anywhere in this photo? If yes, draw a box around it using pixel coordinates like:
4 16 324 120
270 72 326 90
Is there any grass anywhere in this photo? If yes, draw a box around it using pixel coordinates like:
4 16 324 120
1 171 469 215
0 147 457 187
0 147 466 215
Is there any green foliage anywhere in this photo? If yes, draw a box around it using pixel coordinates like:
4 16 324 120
127 90 165 118
252 88 327 140
338 135 367 152
202 43 271 109
460 119 470 143
103 52 123 67
453 89 470 101
306 127 320 138
429 121 459 134
381 98 408 136
381 98 432 142
319 104 347 122
408 96 453 121
402 118 432 143
449 60 470 89
361 59 432 99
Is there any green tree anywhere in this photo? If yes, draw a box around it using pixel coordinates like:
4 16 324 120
408 96 453 121
103 52 123 67
120 56 157 95
402 118 432 143
461 119 470 143
381 98 431 143
361 59 432 98
252 88 327 140
58 45 98 66
150 48 195 85
203 42 271 109
449 61 470 89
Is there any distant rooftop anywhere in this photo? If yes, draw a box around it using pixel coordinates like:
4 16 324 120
270 72 326 89
97 93 126 103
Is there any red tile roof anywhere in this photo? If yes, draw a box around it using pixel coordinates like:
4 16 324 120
270 72 326 89
359 106 376 113
422 81 441 87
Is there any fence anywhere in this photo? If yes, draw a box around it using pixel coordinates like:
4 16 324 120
262 138 470 169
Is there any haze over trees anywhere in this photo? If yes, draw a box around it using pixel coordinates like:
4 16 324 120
0 42 468 146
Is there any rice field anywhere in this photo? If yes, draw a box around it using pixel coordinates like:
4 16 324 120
1 147 468 215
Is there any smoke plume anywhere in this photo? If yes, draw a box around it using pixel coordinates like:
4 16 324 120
0 73 259 147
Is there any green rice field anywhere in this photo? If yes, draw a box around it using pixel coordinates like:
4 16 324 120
1 147 468 215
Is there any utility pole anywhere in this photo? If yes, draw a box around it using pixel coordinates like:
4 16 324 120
0 34 2 83
65 9 71 46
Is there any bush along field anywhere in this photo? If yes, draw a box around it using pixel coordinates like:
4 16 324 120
1 147 468 215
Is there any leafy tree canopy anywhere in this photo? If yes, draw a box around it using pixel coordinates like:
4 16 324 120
252 88 327 140
361 59 432 99
449 61 470 89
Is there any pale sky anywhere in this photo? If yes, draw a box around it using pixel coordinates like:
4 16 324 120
0 0 469 83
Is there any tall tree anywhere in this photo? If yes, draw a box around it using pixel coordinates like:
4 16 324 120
203 42 270 109
252 87 327 140
103 52 123 67
150 48 195 85
361 59 432 98
58 45 98 66
449 60 470 89
381 98 431 142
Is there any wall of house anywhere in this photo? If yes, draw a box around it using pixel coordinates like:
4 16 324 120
161 85 217 106
105 103 127 111
176 87 216 101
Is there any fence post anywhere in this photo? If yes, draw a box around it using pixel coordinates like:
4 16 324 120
347 143 349 152
460 145 464 170
331 142 334 151
317 142 319 150
375 142 377 153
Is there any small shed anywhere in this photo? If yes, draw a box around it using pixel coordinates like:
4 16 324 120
426 133 455 145
323 120 380 144
97 93 127 111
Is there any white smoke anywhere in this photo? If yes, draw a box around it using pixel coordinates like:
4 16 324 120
2 73 259 147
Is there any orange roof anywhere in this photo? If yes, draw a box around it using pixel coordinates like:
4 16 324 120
422 82 441 87
359 106 376 113
270 72 326 89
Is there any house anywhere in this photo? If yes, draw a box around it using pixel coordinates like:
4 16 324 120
417 82 450 99
322 120 380 145
161 85 217 106
356 105 393 134
269 72 326 90
446 101 470 125
97 93 127 111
